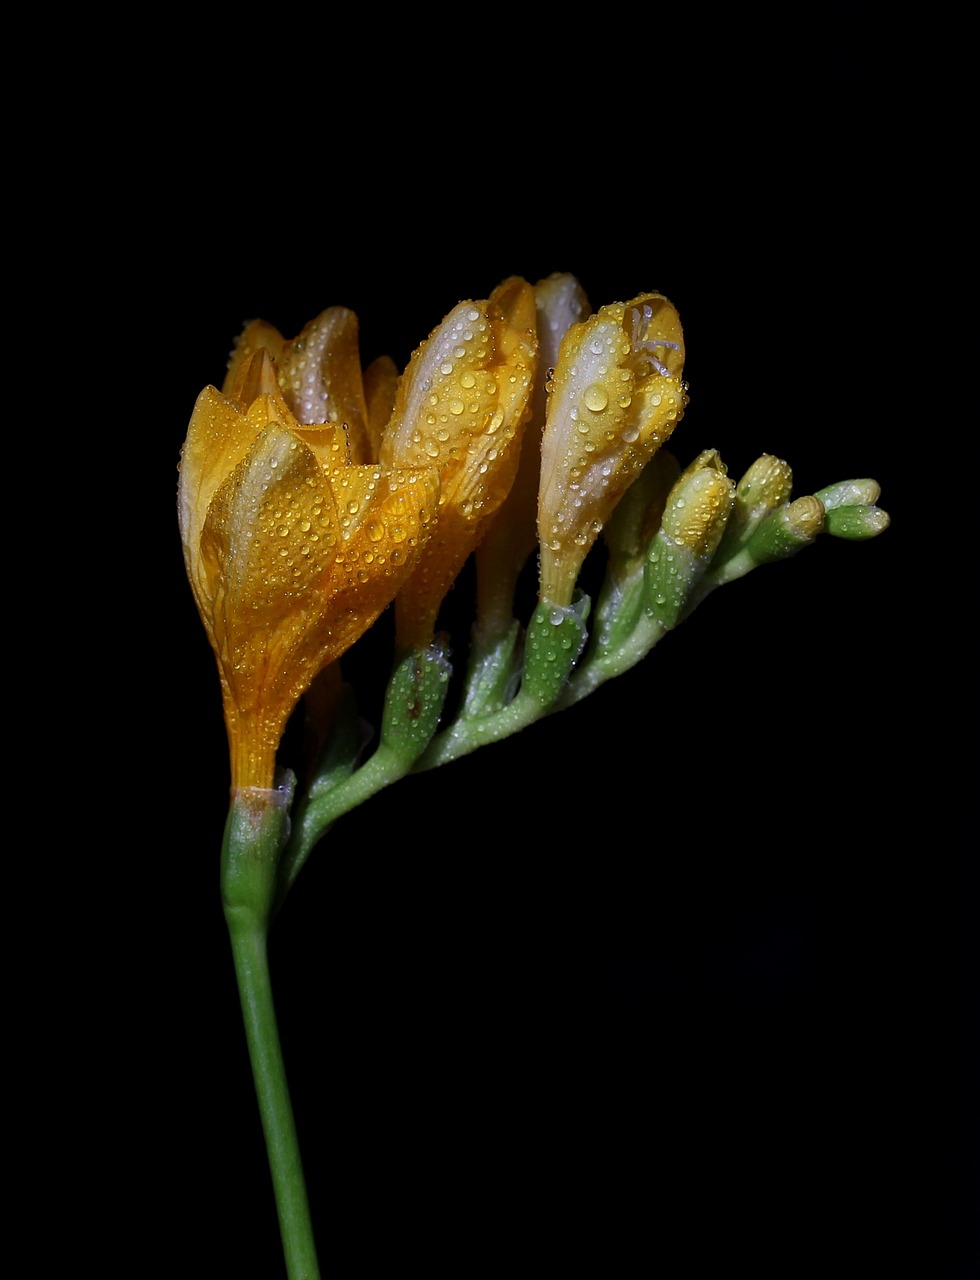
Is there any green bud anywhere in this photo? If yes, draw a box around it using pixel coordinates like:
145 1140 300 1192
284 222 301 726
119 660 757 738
824 504 891 540
522 596 589 705
461 620 522 717
744 496 825 563
814 478 882 510
714 454 793 565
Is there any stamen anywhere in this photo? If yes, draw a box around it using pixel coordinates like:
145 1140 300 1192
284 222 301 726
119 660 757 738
630 305 681 376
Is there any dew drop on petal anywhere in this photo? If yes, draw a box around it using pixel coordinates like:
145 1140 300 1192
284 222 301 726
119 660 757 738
583 384 609 412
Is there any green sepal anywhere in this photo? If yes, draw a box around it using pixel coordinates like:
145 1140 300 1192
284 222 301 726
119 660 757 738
643 532 703 629
377 642 453 768
221 778 295 928
592 565 646 657
522 595 589 706
824 504 891 540
461 619 523 718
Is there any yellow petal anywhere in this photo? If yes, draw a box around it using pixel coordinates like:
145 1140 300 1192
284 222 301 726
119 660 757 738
222 319 286 398
362 354 400 460
538 292 687 605
182 336 441 788
200 426 439 788
474 273 591 633
381 276 537 647
178 384 266 619
276 307 375 462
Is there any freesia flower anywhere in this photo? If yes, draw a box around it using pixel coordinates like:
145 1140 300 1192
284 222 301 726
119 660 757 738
537 292 687 606
178 342 438 791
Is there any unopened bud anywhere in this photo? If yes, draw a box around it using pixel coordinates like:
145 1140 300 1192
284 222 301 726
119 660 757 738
745 495 825 563
644 461 734 627
735 454 794 526
824 504 891 540
660 458 735 561
814 478 882 510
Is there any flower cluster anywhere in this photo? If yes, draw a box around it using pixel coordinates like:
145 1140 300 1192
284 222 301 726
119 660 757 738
179 276 890 1280
179 273 888 799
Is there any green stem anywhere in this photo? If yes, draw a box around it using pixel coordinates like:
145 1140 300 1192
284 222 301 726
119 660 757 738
222 788 320 1280
225 918 320 1280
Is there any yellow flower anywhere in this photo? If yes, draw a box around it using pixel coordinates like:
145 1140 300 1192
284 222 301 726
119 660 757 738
379 276 538 650
537 292 687 606
178 341 438 791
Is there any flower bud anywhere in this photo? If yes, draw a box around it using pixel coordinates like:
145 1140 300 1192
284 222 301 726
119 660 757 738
734 453 794 530
644 458 734 627
814 478 882 510
823 504 891 539
744 495 825 563
381 277 537 649
473 273 591 635
660 453 735 560
538 292 687 606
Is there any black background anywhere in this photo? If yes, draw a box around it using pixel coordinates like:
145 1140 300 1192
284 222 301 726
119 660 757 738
64 12 973 1278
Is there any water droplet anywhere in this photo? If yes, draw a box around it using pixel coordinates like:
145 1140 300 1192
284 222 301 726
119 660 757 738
583 384 609 412
449 400 465 416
